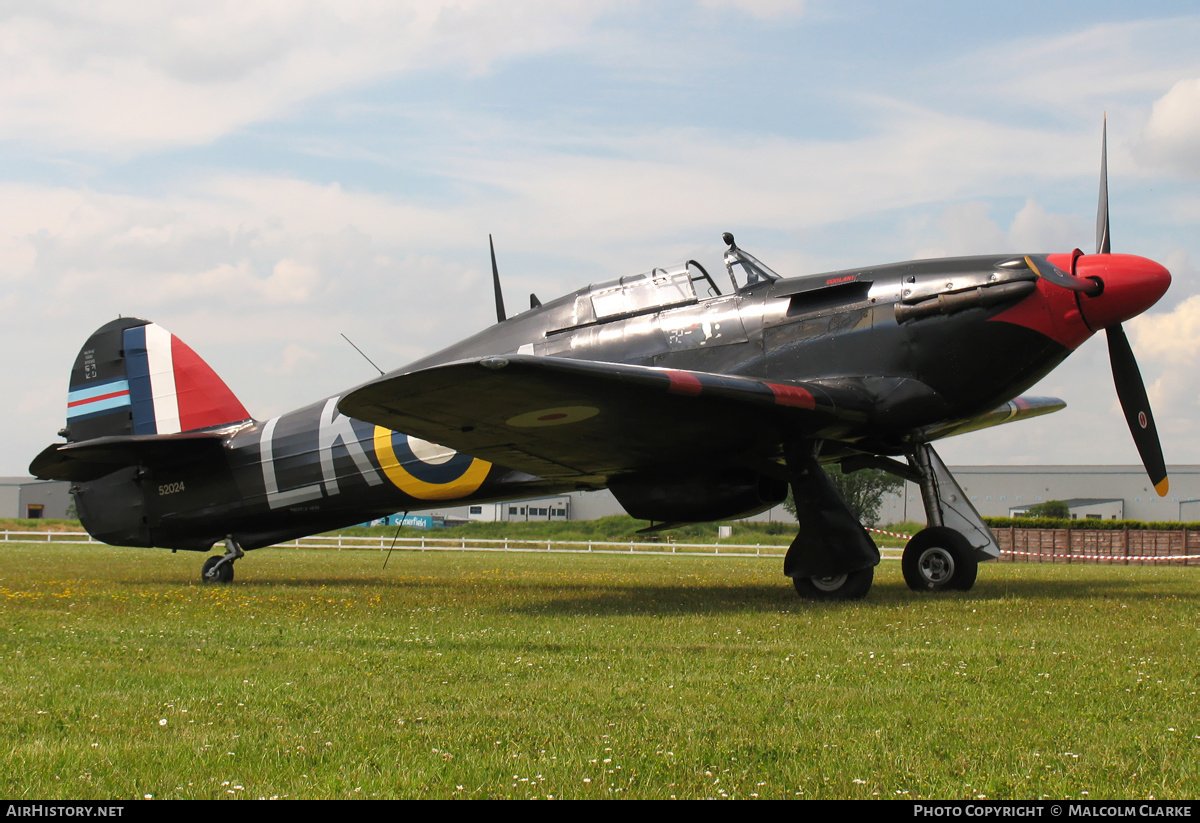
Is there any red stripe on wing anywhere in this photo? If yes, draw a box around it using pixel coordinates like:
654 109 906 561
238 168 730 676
666 370 703 396
766 382 816 409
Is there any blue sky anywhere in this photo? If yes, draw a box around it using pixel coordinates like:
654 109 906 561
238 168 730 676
4 1 1199 481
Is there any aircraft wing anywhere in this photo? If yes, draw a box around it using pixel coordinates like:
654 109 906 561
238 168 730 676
339 355 875 481
921 396 1066 442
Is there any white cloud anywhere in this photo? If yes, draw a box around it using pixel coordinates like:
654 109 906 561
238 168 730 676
909 202 1006 259
936 17 1200 122
1126 296 1200 448
1129 294 1200 365
1154 249 1199 310
696 0 806 20
274 343 321 375
0 1 609 152
910 199 1084 259
1136 77 1200 176
421 110 1087 259
1008 200 1086 251
264 259 320 304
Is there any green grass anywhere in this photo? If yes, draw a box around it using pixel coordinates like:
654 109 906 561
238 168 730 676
1 543 1196 800
0 516 953 550
331 514 802 545
332 515 919 549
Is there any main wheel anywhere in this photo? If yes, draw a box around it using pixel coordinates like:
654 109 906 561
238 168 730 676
902 527 977 592
201 555 234 584
792 567 874 601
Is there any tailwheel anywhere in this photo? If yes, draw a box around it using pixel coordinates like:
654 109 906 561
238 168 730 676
200 536 244 584
792 567 873 601
902 527 977 592
201 555 234 583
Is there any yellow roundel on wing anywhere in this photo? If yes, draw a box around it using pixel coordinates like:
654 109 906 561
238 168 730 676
373 427 492 500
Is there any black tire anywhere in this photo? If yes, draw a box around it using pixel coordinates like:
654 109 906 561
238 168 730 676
792 566 874 601
902 527 977 592
201 555 234 584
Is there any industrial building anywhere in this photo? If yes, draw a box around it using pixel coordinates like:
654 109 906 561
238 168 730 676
0 477 72 520
879 465 1200 523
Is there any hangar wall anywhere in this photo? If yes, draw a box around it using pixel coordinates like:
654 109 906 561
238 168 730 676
878 465 1200 525
0 477 72 519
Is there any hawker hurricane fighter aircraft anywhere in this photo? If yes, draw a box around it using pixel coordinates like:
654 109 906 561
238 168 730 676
31 125 1171 599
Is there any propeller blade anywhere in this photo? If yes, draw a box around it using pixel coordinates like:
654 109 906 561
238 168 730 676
1024 255 1102 296
490 234 506 323
1097 115 1111 254
1107 323 1168 495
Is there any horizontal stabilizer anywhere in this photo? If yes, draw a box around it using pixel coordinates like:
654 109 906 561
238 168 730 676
29 431 230 482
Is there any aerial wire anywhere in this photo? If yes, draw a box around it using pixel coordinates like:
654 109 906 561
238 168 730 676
340 333 385 376
383 511 409 570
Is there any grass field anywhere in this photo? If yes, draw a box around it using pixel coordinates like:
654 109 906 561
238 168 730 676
1 542 1196 800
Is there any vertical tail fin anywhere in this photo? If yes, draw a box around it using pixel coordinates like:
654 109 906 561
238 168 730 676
66 318 250 442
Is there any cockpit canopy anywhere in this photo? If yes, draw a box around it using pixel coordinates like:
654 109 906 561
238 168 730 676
553 261 722 333
546 235 784 335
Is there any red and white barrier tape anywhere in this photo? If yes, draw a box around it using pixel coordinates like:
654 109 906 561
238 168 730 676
868 528 1199 562
867 527 914 540
1001 548 1200 562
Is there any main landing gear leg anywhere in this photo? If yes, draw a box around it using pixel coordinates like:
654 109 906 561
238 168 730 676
783 446 880 601
201 536 245 584
902 443 998 592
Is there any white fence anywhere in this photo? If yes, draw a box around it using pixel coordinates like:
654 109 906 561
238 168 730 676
0 529 904 560
2 530 102 544
283 533 793 557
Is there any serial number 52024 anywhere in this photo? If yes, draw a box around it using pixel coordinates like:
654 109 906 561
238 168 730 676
158 482 185 495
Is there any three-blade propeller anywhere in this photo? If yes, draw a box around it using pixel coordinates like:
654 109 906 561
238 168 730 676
1091 118 1169 495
